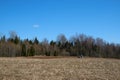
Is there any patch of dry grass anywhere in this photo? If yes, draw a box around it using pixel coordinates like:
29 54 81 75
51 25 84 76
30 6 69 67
0 57 120 80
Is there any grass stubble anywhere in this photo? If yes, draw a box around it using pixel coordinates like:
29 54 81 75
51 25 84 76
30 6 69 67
0 57 120 80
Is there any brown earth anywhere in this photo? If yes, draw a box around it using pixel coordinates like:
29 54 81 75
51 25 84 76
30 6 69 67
0 57 120 80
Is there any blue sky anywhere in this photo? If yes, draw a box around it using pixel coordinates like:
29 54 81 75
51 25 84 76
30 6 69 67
0 0 120 43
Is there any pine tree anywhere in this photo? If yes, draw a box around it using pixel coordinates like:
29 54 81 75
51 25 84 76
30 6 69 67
30 46 35 56
21 44 26 56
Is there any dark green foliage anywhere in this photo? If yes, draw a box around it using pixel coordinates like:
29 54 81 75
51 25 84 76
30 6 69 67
29 40 33 45
45 51 50 56
0 33 120 59
34 37 39 44
21 44 26 56
14 36 20 44
29 46 35 56
54 51 58 56
50 40 56 46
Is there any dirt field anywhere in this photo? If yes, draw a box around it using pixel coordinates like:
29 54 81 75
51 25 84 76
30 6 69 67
0 57 120 80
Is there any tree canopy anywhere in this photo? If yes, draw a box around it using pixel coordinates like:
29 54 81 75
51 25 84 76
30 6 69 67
0 32 120 59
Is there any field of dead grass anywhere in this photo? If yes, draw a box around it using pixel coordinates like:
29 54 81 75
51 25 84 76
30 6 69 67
0 57 120 80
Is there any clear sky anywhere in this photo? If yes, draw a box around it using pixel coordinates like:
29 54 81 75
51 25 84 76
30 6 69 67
0 0 120 43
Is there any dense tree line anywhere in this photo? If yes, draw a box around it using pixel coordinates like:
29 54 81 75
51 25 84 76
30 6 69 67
0 31 120 58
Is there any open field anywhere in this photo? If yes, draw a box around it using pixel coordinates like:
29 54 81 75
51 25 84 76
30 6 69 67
0 57 120 80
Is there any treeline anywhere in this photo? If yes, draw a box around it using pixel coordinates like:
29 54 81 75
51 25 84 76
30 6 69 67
0 31 120 58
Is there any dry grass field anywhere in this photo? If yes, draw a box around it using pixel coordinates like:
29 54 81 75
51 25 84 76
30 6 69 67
0 57 120 80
